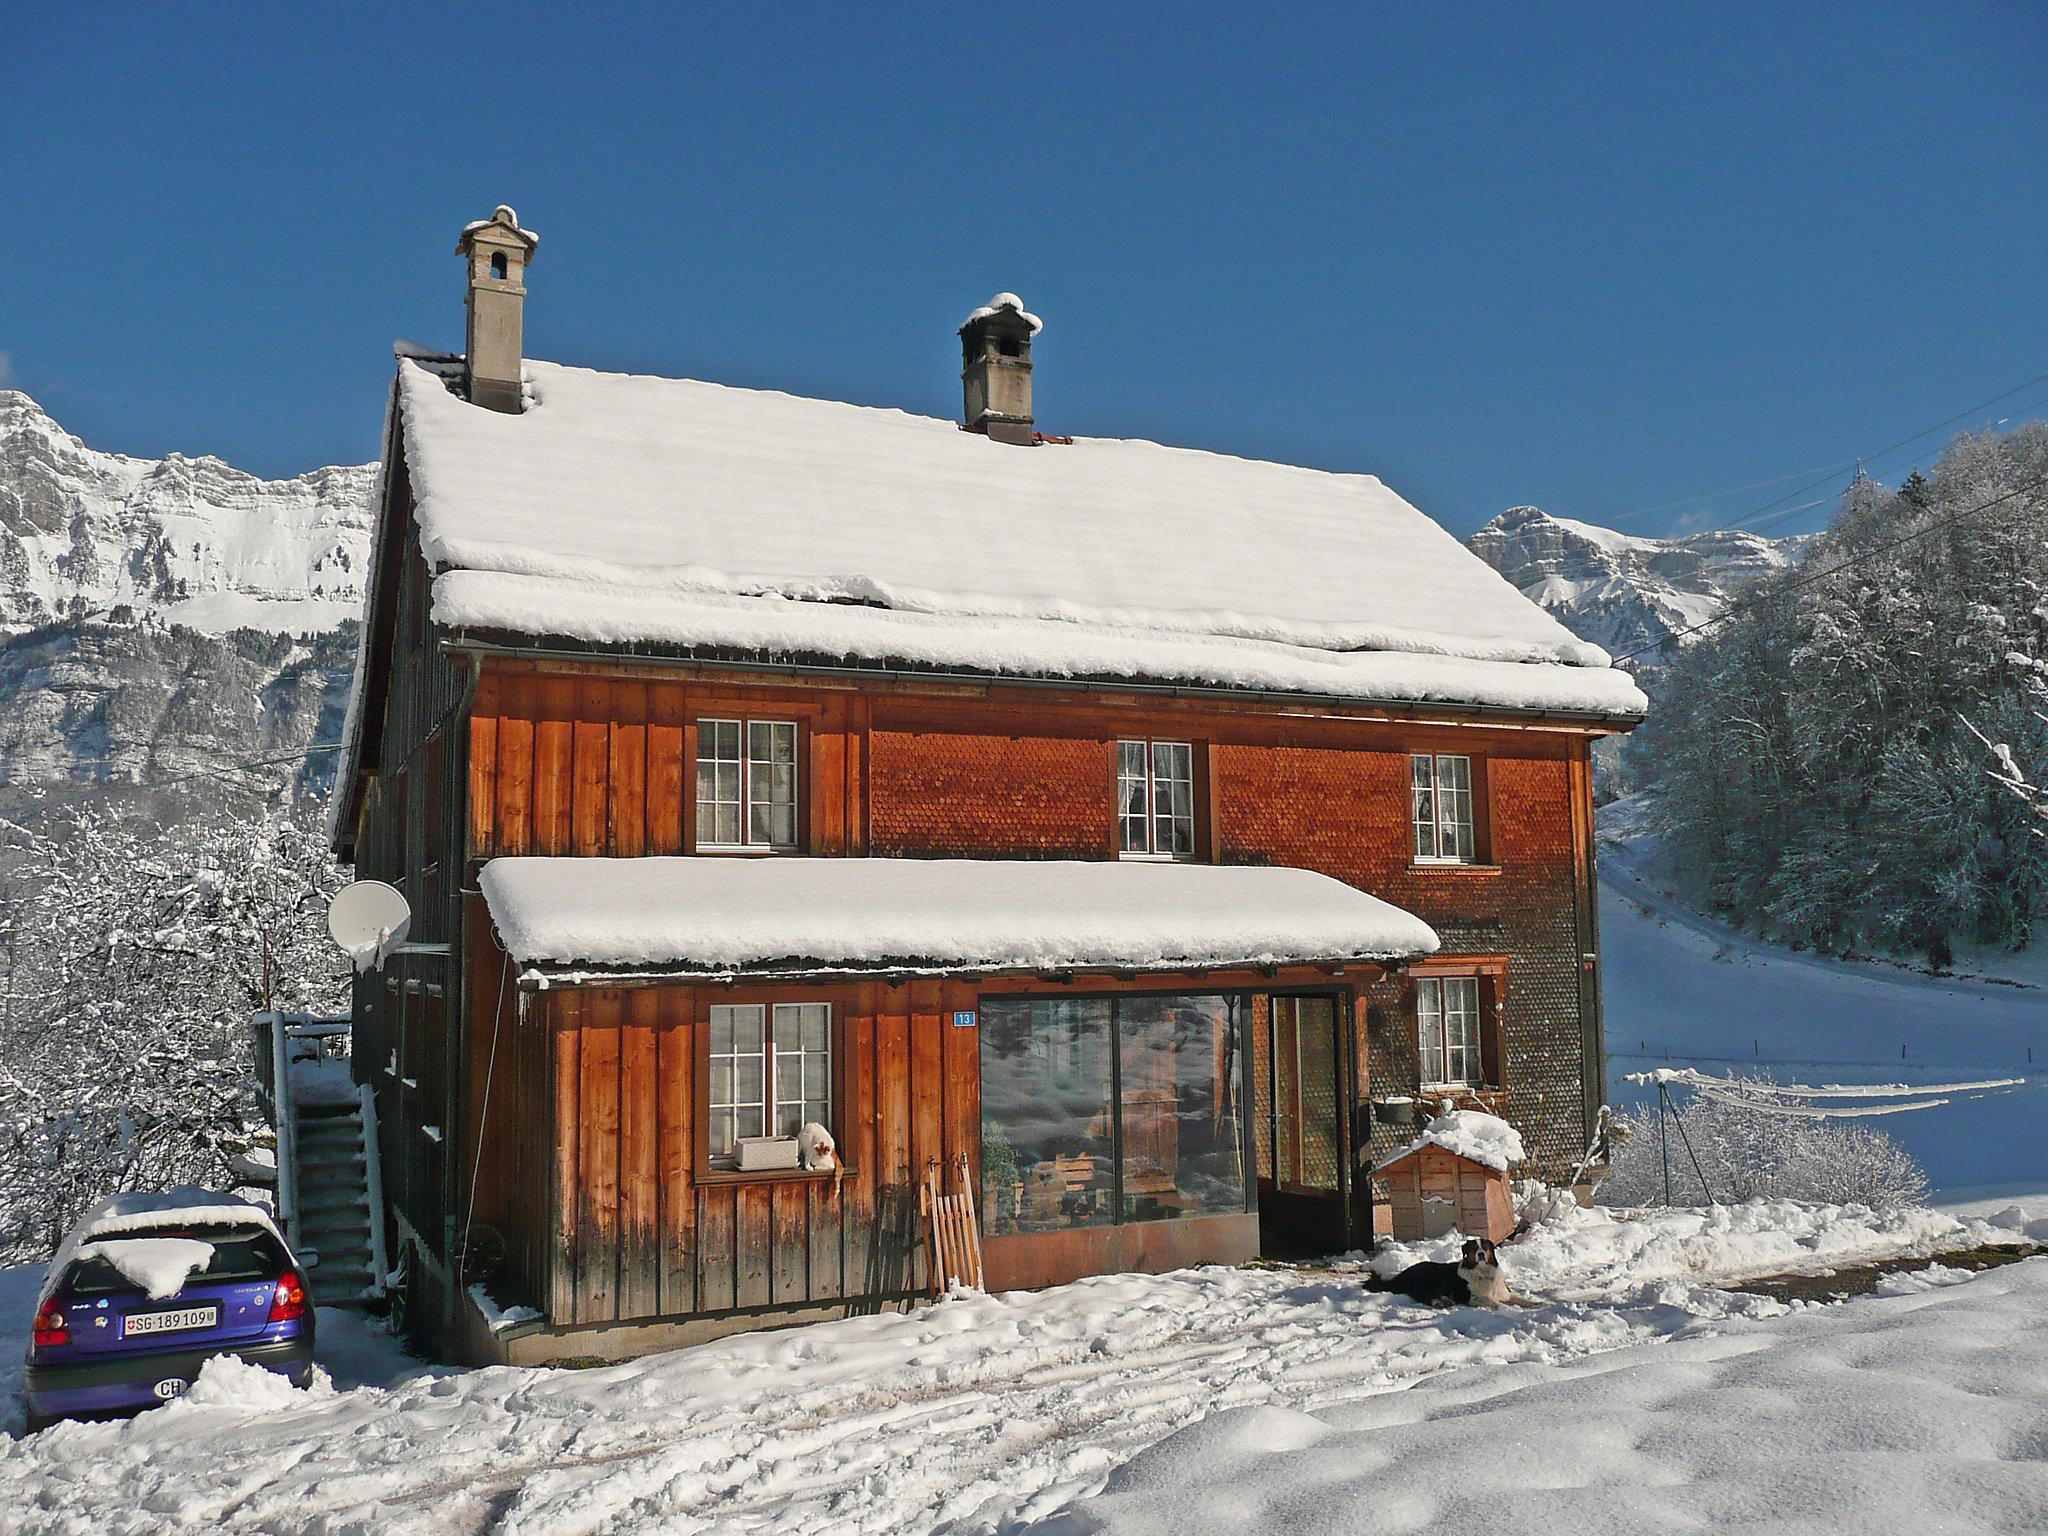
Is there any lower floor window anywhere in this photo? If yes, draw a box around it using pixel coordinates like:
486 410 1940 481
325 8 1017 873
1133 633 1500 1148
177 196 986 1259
979 994 1248 1236
708 1002 832 1164
1417 976 1482 1087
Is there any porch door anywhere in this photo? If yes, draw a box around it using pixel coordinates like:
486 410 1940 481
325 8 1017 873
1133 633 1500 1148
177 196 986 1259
1255 994 1349 1254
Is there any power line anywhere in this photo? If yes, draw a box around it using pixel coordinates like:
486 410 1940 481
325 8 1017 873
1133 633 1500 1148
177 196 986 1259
0 741 345 808
1607 470 2048 668
1589 367 2048 535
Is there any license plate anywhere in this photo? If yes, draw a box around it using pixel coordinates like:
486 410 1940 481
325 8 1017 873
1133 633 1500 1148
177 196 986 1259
124 1305 218 1338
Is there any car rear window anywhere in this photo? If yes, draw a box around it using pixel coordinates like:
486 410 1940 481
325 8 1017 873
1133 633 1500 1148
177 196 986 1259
60 1225 290 1297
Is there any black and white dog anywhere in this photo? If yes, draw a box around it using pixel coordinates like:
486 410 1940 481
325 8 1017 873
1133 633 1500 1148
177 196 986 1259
1365 1238 1512 1308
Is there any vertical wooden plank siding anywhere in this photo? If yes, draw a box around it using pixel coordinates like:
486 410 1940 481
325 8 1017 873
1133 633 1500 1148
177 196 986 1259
735 1184 772 1309
495 671 535 856
549 991 583 1320
610 680 648 859
656 992 696 1314
576 991 623 1323
842 989 878 1299
647 685 686 856
572 680 609 857
618 989 661 1319
771 1182 807 1304
467 695 498 860
533 677 574 854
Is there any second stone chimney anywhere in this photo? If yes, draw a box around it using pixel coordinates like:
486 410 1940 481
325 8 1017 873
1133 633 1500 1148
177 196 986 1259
959 293 1041 445
456 206 540 413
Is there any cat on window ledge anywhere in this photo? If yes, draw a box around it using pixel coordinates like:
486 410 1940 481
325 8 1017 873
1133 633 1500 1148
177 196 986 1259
798 1122 842 1195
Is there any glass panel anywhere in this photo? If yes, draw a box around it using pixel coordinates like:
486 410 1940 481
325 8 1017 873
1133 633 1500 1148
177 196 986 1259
1412 755 1438 859
1289 996 1341 1192
1436 755 1473 863
746 721 799 848
1443 977 1482 1085
696 719 744 847
709 1107 736 1160
1118 995 1246 1221
979 999 1116 1236
1118 741 1149 854
1151 742 1194 858
1417 978 1446 1084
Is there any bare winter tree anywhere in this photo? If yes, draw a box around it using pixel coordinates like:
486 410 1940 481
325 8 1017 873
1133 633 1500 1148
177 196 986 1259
0 799 349 1263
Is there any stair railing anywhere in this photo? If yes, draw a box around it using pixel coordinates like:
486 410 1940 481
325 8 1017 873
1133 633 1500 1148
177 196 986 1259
268 1010 300 1250
359 1081 391 1298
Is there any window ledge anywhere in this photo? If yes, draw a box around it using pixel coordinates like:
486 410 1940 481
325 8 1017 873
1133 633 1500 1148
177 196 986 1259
693 845 800 858
693 1165 845 1189
1407 861 1501 877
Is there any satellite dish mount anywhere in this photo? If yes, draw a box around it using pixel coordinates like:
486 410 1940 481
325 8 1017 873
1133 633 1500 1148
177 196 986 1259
328 881 413 974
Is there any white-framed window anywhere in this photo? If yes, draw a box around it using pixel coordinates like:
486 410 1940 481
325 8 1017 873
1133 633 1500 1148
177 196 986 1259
1411 753 1475 863
1417 976 1483 1087
707 1002 834 1164
1118 740 1195 859
697 719 798 850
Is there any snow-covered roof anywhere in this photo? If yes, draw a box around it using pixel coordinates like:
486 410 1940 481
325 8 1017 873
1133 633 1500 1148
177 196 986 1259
393 359 1645 718
477 856 1440 977
1373 1108 1526 1174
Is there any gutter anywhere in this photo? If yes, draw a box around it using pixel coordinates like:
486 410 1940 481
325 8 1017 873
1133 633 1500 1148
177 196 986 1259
440 634 1646 733
508 955 1413 991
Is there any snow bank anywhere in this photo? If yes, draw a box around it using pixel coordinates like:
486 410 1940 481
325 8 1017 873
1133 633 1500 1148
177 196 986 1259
395 359 1630 684
1374 1107 1525 1172
1027 1259 2048 1536
478 856 1440 973
73 1238 216 1301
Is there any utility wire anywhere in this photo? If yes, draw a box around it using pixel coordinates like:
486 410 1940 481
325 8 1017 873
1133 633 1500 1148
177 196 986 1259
1607 470 2048 668
1589 367 2048 534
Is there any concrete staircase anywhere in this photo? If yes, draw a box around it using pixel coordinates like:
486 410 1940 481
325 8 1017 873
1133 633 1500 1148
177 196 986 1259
293 1101 380 1304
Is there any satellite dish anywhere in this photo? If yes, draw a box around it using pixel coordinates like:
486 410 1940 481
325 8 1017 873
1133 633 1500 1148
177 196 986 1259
328 881 412 972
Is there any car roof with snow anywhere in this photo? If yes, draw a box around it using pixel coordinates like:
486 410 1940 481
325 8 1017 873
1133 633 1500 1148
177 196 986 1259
40 1187 283 1303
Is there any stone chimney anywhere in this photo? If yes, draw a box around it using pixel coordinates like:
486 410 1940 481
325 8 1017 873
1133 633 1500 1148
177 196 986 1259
456 206 540 413
959 293 1041 445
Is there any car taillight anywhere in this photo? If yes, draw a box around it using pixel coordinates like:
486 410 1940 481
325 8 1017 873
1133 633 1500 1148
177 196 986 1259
32 1299 69 1350
268 1270 307 1323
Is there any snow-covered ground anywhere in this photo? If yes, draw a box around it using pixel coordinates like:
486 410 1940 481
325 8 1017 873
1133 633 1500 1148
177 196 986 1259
1599 813 2048 1197
4 1195 2041 1534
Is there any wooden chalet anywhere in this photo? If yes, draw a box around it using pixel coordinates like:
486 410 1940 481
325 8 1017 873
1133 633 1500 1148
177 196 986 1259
328 207 1646 1363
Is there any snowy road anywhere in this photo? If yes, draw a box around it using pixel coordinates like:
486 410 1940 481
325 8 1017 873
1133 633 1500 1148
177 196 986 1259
4 1199 2036 1535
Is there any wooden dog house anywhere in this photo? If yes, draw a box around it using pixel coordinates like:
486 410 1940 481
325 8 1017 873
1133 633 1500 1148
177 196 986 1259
1372 1110 1521 1244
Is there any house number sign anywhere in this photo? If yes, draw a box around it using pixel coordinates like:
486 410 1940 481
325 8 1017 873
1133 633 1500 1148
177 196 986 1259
951 1010 977 1029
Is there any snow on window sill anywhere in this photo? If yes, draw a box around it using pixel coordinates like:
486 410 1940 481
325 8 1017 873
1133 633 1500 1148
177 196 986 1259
1117 851 1196 864
693 844 801 857
1408 860 1499 876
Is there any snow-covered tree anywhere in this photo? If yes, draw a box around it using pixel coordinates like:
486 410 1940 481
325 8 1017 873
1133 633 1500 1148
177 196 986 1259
0 799 349 1263
1642 424 2048 962
1603 1082 1928 1211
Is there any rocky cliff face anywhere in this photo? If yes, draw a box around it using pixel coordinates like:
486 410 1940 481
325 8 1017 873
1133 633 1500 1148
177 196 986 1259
1466 505 1803 684
0 391 373 813
0 389 374 635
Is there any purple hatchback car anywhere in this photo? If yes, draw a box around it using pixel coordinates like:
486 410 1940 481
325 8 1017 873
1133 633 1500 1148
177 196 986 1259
24 1190 314 1432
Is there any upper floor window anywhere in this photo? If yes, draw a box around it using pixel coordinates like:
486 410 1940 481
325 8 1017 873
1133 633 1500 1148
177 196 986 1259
1417 975 1482 1087
1411 753 1475 863
697 719 798 851
706 1001 833 1166
1118 740 1195 859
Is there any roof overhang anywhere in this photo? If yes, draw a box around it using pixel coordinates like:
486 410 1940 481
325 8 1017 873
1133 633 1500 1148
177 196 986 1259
476 856 1441 984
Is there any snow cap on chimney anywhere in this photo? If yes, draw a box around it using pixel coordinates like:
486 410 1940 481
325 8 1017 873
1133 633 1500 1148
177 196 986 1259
959 293 1041 446
456 206 540 414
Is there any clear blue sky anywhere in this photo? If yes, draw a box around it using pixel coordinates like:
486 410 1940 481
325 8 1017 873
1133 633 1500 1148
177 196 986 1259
3 2 2043 538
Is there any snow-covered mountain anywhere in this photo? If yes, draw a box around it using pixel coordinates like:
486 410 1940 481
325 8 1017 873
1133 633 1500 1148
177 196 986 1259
1467 505 1802 679
0 391 374 808
0 389 374 635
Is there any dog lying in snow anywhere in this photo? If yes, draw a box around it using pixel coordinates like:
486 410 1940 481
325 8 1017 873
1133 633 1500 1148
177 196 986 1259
1365 1238 1518 1308
798 1122 842 1195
